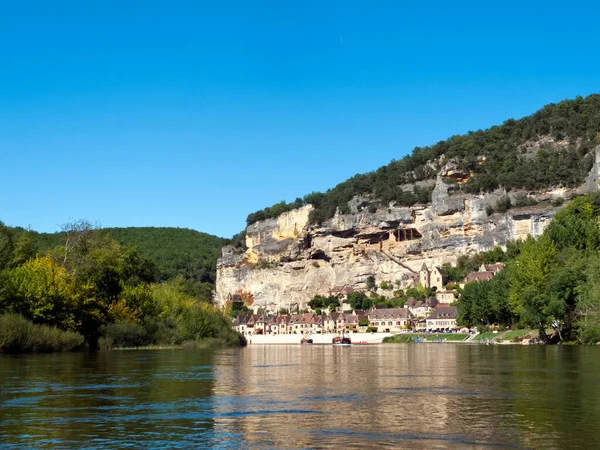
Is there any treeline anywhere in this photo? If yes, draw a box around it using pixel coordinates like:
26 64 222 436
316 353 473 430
307 285 440 315
457 194 600 344
30 226 227 284
0 221 245 353
247 94 600 226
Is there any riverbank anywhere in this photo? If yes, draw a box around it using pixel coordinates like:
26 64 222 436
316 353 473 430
0 314 85 353
247 332 392 345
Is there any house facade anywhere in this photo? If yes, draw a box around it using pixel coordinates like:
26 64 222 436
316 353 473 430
419 264 447 291
436 290 456 303
327 285 355 300
367 308 413 332
401 272 419 290
404 297 439 318
480 263 505 274
426 306 458 332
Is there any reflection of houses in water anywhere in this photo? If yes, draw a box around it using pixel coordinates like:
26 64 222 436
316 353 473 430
209 345 494 448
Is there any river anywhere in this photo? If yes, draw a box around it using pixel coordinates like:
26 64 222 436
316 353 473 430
1 344 599 449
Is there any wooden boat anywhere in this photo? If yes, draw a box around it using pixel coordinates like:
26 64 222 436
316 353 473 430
332 333 352 346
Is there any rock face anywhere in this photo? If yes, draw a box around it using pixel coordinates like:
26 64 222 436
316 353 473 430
216 148 600 312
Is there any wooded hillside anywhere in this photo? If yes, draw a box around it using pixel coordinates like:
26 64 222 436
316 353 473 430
28 227 227 284
247 94 600 226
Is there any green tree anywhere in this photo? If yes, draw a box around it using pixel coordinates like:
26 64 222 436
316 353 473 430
508 236 557 339
366 275 376 292
575 254 600 343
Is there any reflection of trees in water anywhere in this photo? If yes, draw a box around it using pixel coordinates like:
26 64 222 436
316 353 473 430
0 351 217 447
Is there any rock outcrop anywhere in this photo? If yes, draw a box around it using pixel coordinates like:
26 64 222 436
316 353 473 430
216 148 600 312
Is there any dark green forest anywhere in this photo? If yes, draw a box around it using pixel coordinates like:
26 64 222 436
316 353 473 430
0 222 244 352
247 94 600 226
29 226 227 284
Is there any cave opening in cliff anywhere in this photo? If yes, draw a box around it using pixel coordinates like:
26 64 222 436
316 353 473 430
310 250 331 262
331 229 358 238
359 231 390 246
394 228 422 242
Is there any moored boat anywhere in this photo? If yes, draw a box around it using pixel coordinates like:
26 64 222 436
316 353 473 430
332 333 352 346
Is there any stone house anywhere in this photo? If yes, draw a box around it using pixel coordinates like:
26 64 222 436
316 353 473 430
404 297 439 318
426 306 458 332
479 263 505 274
233 315 248 335
464 271 494 284
246 314 257 334
310 315 324 334
419 264 446 291
288 313 318 334
436 290 456 303
254 314 270 334
324 312 341 332
273 315 289 334
327 285 355 301
401 272 420 290
368 308 413 332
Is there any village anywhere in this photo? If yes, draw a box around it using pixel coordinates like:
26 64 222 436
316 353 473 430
230 262 505 338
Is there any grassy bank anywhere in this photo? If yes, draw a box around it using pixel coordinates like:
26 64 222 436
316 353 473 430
382 333 468 343
426 333 468 341
98 321 246 350
110 338 244 351
474 329 537 342
0 314 85 353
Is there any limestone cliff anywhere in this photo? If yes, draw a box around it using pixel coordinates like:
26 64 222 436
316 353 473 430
216 149 600 312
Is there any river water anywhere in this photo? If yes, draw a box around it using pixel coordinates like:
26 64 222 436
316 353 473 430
1 344 599 449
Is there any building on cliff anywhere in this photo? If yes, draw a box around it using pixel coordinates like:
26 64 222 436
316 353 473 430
419 264 446 291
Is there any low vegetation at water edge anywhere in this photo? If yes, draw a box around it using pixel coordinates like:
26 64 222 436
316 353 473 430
0 314 85 353
382 334 468 343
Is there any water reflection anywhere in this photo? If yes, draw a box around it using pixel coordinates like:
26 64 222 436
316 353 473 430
0 351 217 448
1 346 600 448
210 345 600 449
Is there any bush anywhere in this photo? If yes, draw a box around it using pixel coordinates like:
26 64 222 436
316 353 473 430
0 314 85 353
485 205 494 216
496 196 512 213
552 197 565 207
359 318 370 327
514 194 538 208
382 334 415 343
366 326 378 333
380 280 394 290
99 323 149 349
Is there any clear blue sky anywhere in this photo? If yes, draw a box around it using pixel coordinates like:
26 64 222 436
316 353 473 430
1 1 599 238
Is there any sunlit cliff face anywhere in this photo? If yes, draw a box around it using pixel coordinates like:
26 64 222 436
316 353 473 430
216 148 600 312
